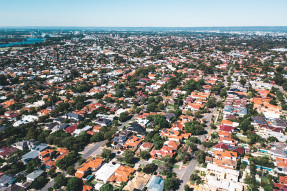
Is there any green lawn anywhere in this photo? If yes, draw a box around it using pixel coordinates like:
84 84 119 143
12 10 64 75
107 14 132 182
152 160 164 165
237 135 249 142
173 165 180 169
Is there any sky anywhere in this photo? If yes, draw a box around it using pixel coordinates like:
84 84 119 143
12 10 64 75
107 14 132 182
0 0 287 27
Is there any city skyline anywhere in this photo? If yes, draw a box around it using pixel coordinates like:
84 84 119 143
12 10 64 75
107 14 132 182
1 0 287 27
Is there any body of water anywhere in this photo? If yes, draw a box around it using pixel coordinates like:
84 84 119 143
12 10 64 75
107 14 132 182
0 38 46 47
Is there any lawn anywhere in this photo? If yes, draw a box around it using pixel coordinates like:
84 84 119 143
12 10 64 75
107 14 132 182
237 135 249 142
152 160 164 165
173 164 180 169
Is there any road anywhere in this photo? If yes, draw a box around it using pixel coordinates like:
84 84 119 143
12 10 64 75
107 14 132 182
117 113 139 131
175 158 197 191
176 74 226 190
82 140 107 159
41 179 54 191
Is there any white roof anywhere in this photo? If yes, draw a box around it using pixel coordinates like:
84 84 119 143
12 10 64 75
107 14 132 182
95 163 120 183
207 163 239 176
94 183 103 190
207 178 243 191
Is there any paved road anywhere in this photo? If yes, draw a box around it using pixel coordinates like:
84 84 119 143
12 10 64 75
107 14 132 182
41 179 54 191
82 140 107 159
175 158 197 191
117 113 138 131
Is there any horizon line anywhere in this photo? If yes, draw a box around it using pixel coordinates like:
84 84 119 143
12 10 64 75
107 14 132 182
1 26 287 28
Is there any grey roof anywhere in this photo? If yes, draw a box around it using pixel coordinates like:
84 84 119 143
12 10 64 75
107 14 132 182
164 113 175 121
67 113 83 120
45 122 60 129
26 170 44 180
95 118 112 125
0 175 14 187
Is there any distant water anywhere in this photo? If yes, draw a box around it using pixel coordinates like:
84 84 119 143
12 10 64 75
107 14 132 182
0 38 46 47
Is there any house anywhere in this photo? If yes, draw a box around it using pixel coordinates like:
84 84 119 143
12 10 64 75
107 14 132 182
95 118 112 126
73 126 92 136
140 142 154 151
112 135 128 148
150 141 179 159
21 144 48 164
127 123 146 134
0 146 18 158
95 163 121 183
124 136 142 149
213 143 228 151
4 184 25 191
274 176 287 190
146 175 164 191
67 112 83 121
164 113 175 122
204 176 243 191
206 163 239 182
123 172 151 191
44 122 60 131
75 158 104 179
108 165 135 184
12 140 38 151
0 175 15 189
26 170 44 182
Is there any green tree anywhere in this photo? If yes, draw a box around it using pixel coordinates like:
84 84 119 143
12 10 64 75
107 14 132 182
30 176 48 190
101 149 113 161
119 112 129 122
164 178 180 191
100 183 113 191
122 149 134 164
66 177 83 191
54 173 67 189
67 166 76 175
139 151 150 160
143 163 158 174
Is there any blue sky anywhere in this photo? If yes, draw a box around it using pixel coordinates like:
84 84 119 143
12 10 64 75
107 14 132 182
0 0 286 27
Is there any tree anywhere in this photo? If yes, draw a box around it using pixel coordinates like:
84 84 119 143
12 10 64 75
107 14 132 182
66 177 83 191
240 78 247 86
30 176 48 190
55 151 79 170
195 150 206 164
122 150 134 164
184 185 191 191
164 178 180 191
101 149 113 161
283 82 287 91
143 163 158 174
147 102 157 112
90 132 104 142
67 166 76 175
26 159 40 173
267 136 279 143
119 112 129 122
100 183 113 191
54 173 67 189
139 151 150 160
190 173 202 184
206 97 217 108
185 121 204 135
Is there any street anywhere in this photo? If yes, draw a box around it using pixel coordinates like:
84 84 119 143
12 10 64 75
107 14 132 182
82 140 107 159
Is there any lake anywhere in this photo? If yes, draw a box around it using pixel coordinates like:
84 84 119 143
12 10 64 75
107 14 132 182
0 38 46 47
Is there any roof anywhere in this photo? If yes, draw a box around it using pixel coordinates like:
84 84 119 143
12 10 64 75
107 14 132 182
146 175 164 191
95 163 120 183
26 169 44 180
108 165 135 183
123 172 151 191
